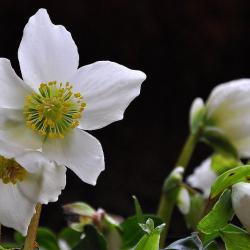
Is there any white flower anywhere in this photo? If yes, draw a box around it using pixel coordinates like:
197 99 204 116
186 158 217 198
0 9 146 185
58 239 71 250
0 150 66 235
232 182 250 233
177 187 190 214
191 79 250 158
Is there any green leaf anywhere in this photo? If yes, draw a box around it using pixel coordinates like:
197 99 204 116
211 154 241 175
134 232 161 250
198 189 234 235
211 165 250 198
72 225 107 250
36 227 60 250
14 231 25 244
58 227 82 248
120 214 163 249
185 193 206 230
133 196 143 223
201 127 238 159
219 224 250 250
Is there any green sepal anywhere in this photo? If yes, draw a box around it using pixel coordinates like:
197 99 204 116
190 105 206 135
201 127 238 159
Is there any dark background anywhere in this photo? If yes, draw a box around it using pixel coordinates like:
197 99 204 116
1 0 250 240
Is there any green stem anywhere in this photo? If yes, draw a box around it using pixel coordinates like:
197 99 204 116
23 203 42 250
176 131 201 168
158 131 201 247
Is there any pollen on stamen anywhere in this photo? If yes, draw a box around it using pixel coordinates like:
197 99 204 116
23 81 86 139
0 156 27 184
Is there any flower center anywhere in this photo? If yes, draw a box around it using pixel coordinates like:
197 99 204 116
24 81 86 139
0 156 27 184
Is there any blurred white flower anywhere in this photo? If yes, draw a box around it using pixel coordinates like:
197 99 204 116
58 239 71 250
186 158 217 198
0 151 66 235
177 187 190 214
232 182 250 233
191 79 250 158
0 9 146 185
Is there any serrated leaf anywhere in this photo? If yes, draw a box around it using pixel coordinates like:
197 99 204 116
72 225 107 250
219 224 250 250
120 214 163 249
201 127 238 159
198 189 234 235
211 165 250 198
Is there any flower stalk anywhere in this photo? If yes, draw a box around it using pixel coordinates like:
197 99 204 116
158 130 201 247
23 204 42 250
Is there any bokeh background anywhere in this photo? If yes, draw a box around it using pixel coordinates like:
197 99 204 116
1 0 250 241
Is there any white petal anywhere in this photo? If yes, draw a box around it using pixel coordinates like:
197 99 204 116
206 79 250 157
42 129 104 185
0 182 36 235
232 182 250 233
16 151 66 204
177 187 190 215
68 61 146 130
0 108 42 150
0 58 31 109
58 240 71 250
18 9 79 90
186 158 217 198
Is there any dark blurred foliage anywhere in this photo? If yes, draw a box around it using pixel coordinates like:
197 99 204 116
1 0 250 240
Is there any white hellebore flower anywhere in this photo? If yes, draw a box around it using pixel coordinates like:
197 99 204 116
0 9 146 185
186 158 217 198
177 187 190 215
232 182 250 233
191 79 250 158
0 150 66 235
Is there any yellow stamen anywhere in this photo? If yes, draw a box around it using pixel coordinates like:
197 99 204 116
23 81 86 139
0 156 27 184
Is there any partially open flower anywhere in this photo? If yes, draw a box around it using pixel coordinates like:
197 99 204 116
0 151 66 235
190 79 250 158
232 182 250 233
0 9 146 185
63 202 121 233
